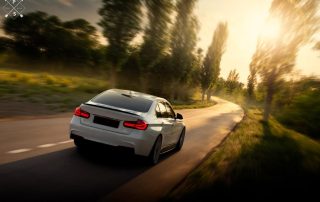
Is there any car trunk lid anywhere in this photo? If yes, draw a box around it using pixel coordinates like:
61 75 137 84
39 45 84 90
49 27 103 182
79 102 144 135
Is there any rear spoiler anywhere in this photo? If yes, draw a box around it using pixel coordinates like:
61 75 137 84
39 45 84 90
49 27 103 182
84 103 139 116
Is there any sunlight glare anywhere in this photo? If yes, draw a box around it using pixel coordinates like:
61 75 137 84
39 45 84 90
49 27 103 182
259 17 281 40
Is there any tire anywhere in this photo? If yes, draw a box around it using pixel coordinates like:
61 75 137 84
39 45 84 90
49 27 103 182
74 138 86 149
148 136 162 165
176 127 186 151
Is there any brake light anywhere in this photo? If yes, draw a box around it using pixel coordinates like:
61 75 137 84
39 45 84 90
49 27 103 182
74 107 90 119
123 119 148 130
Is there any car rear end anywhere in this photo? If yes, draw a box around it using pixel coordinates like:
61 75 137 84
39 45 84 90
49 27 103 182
70 90 158 156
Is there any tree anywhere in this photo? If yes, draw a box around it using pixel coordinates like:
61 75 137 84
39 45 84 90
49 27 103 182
0 37 14 52
139 0 173 92
62 19 99 63
3 12 62 57
250 0 320 121
226 69 240 93
170 0 199 100
200 22 228 102
2 11 99 64
98 0 143 87
200 51 212 102
214 77 226 94
247 61 257 99
118 46 141 90
193 48 204 88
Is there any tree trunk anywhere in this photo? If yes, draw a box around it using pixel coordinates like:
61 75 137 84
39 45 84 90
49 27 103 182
201 89 206 103
109 68 117 88
140 74 149 93
263 83 274 122
206 88 211 102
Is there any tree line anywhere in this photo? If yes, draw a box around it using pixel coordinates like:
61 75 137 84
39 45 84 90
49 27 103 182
0 11 105 66
0 0 232 101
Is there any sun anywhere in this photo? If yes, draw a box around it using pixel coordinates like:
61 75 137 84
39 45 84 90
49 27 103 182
259 17 281 40
248 14 282 44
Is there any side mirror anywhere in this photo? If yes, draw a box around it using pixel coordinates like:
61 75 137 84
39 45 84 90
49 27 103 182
176 113 183 120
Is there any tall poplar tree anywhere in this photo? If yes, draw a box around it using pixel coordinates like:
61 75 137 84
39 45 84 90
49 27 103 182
139 0 173 92
200 22 228 101
170 0 199 99
99 0 143 87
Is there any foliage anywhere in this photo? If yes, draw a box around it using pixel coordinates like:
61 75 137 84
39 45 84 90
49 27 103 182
170 0 199 99
117 46 141 91
247 62 257 99
200 22 228 101
98 0 143 69
225 69 242 93
192 48 204 88
0 2 203 101
0 37 14 52
172 100 216 110
250 0 320 121
274 77 320 138
2 12 101 65
139 0 173 91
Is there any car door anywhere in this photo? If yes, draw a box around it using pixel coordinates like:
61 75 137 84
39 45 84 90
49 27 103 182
156 102 174 148
164 102 181 145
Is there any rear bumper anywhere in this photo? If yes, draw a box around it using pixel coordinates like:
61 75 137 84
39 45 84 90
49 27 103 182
69 116 156 156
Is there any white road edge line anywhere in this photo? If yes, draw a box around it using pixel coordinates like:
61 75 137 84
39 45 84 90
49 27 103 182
37 143 57 148
7 148 32 154
57 140 73 144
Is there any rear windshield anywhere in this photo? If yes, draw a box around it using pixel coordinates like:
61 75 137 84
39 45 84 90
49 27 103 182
91 90 153 113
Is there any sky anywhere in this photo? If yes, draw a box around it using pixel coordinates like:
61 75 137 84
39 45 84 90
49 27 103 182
1 0 319 83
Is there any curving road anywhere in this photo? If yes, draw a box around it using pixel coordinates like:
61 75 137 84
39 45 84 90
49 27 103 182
0 97 243 202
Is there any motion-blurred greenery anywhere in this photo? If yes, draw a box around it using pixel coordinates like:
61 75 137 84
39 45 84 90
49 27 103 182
273 77 320 138
166 107 320 201
0 69 108 114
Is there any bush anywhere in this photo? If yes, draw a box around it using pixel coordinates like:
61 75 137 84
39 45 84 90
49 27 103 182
277 89 320 138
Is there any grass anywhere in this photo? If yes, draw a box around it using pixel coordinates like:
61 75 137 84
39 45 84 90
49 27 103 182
166 107 320 201
0 68 108 115
171 91 216 109
172 100 216 110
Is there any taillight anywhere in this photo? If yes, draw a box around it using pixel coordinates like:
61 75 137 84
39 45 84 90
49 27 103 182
74 107 90 119
123 119 148 130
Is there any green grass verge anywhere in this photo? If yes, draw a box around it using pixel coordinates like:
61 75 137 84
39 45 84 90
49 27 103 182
172 100 216 110
0 68 108 114
166 108 320 201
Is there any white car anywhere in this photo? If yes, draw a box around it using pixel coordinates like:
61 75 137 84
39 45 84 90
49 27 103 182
70 89 186 164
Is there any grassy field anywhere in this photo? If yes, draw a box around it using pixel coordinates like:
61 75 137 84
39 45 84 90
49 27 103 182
167 107 320 201
0 68 108 117
0 68 215 117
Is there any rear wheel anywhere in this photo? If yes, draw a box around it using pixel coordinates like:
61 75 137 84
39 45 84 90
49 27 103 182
74 138 86 149
149 136 162 165
176 128 186 151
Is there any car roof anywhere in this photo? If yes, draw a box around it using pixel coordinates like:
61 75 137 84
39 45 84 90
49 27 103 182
109 89 167 102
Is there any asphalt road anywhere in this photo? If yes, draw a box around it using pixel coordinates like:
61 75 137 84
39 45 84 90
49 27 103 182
0 97 243 202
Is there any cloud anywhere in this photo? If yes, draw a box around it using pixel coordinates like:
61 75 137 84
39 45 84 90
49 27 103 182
58 0 74 7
